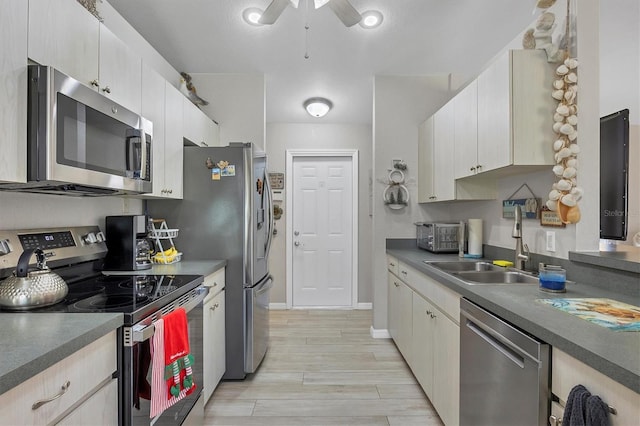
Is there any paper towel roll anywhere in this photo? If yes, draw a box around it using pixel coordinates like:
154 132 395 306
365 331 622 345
468 219 483 256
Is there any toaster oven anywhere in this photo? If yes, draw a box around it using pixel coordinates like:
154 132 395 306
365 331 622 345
415 222 460 253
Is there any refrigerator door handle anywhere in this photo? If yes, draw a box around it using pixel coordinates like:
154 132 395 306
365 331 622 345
264 171 275 260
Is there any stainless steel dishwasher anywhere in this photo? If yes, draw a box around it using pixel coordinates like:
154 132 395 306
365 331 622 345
460 298 550 426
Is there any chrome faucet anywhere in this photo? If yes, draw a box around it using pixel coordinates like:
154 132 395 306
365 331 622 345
512 205 529 270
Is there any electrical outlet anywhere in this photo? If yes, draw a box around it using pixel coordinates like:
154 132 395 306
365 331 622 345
546 231 556 252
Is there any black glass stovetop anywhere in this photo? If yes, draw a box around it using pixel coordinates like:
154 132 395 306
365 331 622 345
3 273 203 325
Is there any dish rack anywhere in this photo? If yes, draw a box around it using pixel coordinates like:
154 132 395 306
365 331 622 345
148 219 182 264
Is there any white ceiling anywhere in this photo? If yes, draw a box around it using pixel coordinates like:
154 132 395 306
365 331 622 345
107 0 542 124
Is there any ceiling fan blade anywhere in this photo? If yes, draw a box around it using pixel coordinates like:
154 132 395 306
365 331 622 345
314 0 331 8
327 0 362 27
259 0 291 25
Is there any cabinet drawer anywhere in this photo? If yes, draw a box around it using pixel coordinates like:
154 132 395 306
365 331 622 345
552 348 640 426
0 331 116 425
398 262 460 323
387 255 399 276
203 267 226 300
56 378 118 425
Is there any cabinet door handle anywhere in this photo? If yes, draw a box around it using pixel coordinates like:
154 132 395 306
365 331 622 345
212 282 218 287
32 381 70 410
401 270 407 276
393 282 399 287
210 303 220 311
90 79 99 88
470 166 476 172
426 310 432 316
430 313 437 319
101 86 111 94
476 164 482 171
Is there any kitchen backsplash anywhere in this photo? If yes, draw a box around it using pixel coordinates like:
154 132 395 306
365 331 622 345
0 192 143 231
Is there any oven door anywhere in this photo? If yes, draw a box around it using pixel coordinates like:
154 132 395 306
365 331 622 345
122 286 207 426
28 65 152 194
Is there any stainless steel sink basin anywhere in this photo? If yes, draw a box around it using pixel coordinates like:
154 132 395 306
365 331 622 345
425 261 504 272
453 270 538 285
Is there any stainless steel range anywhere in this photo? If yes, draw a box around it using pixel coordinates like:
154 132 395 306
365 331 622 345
0 226 206 425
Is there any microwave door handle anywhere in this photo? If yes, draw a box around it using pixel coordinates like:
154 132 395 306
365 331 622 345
139 133 149 180
125 130 143 178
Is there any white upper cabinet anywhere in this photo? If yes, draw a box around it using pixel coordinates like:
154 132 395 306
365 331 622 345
28 0 142 114
28 0 100 90
98 24 142 114
163 82 185 199
431 99 456 202
0 0 27 183
183 99 220 147
141 64 167 198
476 49 556 174
417 117 435 203
453 81 479 179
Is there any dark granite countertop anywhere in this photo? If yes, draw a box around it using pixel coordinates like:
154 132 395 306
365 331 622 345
103 259 226 277
386 247 640 394
0 313 123 396
570 247 640 274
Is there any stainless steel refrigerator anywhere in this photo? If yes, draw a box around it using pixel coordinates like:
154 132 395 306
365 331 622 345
147 142 273 380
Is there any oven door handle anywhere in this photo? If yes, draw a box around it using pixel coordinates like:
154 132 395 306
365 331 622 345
129 286 208 345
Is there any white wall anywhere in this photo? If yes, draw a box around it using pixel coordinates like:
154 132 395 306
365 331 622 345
188 74 266 150
265 123 373 305
0 192 143 231
372 75 458 330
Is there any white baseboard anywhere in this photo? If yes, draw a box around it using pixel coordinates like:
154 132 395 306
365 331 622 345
269 303 372 310
370 326 391 339
268 303 288 310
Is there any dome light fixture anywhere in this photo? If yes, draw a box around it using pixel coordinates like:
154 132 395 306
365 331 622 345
304 97 333 118
242 7 264 26
359 10 383 29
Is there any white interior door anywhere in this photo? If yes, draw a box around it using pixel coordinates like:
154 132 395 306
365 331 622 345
291 156 353 307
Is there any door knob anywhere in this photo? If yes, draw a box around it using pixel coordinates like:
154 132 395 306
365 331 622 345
294 241 301 246
294 231 300 236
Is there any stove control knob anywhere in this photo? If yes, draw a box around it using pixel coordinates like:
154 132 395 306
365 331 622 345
0 239 12 256
95 232 106 243
83 232 98 244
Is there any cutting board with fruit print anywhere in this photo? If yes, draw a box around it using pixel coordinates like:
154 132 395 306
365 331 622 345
538 298 640 331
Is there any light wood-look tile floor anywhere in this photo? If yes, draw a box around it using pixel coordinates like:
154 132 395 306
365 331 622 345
203 309 443 426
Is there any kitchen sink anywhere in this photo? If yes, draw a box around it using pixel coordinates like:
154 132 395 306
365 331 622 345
453 270 539 285
424 261 504 272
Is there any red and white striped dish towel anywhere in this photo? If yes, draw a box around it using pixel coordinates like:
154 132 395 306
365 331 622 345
149 318 188 418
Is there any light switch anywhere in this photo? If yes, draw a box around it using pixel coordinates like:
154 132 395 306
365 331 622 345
546 231 556 252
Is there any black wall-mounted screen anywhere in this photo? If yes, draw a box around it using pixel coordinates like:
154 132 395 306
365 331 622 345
600 109 629 240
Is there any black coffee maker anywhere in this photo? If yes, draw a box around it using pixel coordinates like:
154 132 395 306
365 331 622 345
103 215 153 271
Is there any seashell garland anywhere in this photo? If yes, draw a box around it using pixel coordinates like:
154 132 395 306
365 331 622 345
545 57 583 223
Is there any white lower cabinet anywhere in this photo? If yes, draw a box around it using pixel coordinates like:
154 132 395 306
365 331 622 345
0 331 117 425
387 273 413 367
551 348 640 426
203 268 226 404
56 378 118 426
388 258 460 425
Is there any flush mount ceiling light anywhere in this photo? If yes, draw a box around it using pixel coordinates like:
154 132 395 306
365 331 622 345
304 97 333 118
359 10 383 29
242 7 264 26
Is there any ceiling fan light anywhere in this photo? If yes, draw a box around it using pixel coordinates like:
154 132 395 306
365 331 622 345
359 10 383 28
304 97 333 118
314 0 331 9
242 8 264 26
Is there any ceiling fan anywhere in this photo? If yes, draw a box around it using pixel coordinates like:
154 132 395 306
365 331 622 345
259 0 363 27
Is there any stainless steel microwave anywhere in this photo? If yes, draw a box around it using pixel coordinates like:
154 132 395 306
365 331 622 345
0 65 152 196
